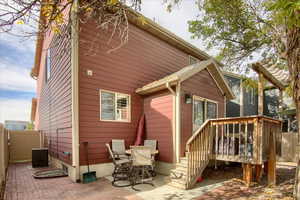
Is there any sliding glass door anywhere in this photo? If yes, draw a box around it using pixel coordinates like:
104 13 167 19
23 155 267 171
193 98 205 131
193 96 218 133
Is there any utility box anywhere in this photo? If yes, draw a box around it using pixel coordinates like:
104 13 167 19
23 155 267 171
32 148 48 168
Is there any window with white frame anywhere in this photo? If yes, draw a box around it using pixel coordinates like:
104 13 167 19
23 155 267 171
207 101 217 119
100 90 130 122
193 96 218 132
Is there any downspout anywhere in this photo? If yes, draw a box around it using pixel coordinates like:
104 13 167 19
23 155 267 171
71 0 80 182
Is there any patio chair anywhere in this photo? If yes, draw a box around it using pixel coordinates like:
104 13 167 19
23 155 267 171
112 139 128 159
130 146 154 191
105 143 131 187
144 140 157 175
144 140 157 151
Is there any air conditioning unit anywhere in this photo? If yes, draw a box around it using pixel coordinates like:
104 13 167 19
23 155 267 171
32 148 49 168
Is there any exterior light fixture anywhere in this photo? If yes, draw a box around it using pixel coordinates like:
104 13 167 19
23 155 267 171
185 93 192 104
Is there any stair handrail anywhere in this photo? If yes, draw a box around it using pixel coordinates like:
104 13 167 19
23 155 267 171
186 119 211 152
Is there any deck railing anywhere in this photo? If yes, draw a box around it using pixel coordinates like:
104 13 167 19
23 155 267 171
185 120 213 189
185 115 281 189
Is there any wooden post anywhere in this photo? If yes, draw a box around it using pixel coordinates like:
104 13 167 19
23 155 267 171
244 163 253 186
255 165 263 182
268 132 276 186
258 73 264 115
264 161 268 174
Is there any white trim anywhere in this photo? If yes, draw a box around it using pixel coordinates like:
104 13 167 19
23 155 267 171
207 69 226 98
188 55 200 65
71 0 80 182
172 91 177 163
166 82 175 95
99 89 131 123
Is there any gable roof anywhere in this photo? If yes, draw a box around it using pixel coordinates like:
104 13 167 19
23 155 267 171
31 7 223 78
252 62 290 90
136 59 235 99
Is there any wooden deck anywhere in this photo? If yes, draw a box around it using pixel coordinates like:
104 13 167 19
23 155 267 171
170 115 282 189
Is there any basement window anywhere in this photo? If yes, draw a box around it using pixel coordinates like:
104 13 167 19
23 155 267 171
100 90 131 122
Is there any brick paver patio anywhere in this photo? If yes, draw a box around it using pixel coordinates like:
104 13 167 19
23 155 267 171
3 162 295 200
4 163 141 200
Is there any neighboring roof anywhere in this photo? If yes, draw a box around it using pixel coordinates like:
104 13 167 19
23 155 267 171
252 62 290 90
31 6 223 78
136 59 235 100
31 98 37 121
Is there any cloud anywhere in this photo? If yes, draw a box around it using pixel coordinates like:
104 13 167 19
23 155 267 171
0 98 31 123
0 33 35 55
0 60 36 92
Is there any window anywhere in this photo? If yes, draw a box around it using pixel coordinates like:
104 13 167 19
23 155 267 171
100 90 130 122
189 55 200 65
193 96 218 132
45 49 51 82
225 75 241 104
249 88 255 105
207 101 217 119
193 98 205 131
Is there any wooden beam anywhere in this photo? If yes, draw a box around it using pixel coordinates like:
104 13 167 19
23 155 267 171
258 73 264 115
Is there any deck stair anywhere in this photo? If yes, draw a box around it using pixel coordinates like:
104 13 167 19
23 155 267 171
169 120 212 189
168 116 282 190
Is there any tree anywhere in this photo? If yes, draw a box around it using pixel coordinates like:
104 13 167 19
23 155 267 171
0 0 145 53
188 0 300 198
26 121 34 130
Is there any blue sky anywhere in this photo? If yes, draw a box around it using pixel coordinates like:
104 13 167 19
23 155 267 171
0 31 36 123
0 1 211 123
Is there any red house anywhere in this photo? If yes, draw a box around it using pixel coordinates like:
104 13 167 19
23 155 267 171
31 7 281 189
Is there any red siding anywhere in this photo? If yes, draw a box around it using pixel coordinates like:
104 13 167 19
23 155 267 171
180 69 225 156
37 34 72 164
78 21 189 165
144 91 173 163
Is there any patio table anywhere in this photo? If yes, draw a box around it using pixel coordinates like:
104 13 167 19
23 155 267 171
125 149 159 155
